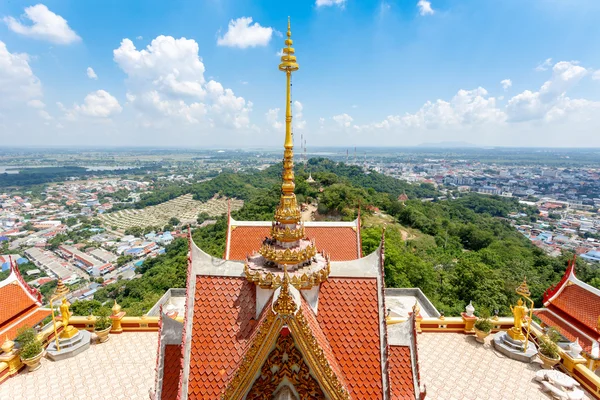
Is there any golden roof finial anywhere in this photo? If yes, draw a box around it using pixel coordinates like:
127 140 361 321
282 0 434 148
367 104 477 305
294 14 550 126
274 17 301 224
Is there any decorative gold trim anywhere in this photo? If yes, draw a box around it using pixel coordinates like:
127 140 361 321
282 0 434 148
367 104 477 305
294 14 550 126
223 288 349 399
244 261 330 290
271 223 305 242
273 271 297 316
259 242 317 265
246 334 325 398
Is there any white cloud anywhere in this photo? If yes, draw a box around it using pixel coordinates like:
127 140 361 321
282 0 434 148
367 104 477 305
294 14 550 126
316 0 346 7
87 67 98 80
3 4 81 45
294 101 306 130
593 70 600 81
507 61 588 122
333 113 354 128
38 110 52 120
27 99 45 109
417 0 435 16
535 58 553 72
136 36 143 40
366 87 505 131
114 35 252 129
266 108 283 130
70 90 122 118
0 41 42 106
500 79 512 90
217 17 273 49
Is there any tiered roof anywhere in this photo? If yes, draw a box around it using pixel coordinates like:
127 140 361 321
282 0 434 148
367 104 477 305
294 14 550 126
534 256 600 356
0 258 49 340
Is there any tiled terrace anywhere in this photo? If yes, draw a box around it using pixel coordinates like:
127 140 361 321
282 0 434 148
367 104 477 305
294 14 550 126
418 332 590 400
2 332 158 400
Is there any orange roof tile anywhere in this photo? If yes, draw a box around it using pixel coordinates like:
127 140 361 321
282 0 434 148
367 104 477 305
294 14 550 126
298 295 348 390
317 277 383 398
0 307 50 340
550 284 600 333
0 281 38 327
188 276 256 398
227 225 359 261
161 344 182 400
534 309 595 353
389 345 415 398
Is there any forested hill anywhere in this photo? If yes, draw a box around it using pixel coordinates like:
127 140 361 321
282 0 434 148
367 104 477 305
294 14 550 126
90 158 600 317
132 158 439 211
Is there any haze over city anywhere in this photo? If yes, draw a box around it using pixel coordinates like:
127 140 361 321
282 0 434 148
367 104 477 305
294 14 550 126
2 0 600 147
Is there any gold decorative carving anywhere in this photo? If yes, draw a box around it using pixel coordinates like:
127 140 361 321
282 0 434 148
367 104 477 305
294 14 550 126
271 223 305 242
274 194 301 223
273 272 297 316
246 334 325 399
244 261 330 290
259 243 317 265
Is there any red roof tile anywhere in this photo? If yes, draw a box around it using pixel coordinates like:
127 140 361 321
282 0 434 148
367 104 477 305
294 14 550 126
534 309 595 353
161 344 182 400
227 225 359 261
188 276 256 398
0 307 50 340
0 281 38 327
317 277 383 398
298 295 348 390
388 345 415 399
550 283 600 333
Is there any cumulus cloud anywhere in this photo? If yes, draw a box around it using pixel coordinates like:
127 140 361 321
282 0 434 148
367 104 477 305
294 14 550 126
365 87 505 131
333 113 354 128
592 70 600 81
266 108 283 130
3 4 81 45
87 67 98 80
217 17 273 49
294 101 306 130
27 99 46 109
507 61 588 122
500 79 512 90
535 58 553 72
38 110 52 120
114 35 252 128
417 0 435 16
316 0 346 7
0 41 42 106
69 90 122 118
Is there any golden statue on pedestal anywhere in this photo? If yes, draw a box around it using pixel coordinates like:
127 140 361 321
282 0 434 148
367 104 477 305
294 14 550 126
59 297 79 339
507 298 527 341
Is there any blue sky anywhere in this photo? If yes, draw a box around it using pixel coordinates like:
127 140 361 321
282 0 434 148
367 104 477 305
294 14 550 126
1 0 600 147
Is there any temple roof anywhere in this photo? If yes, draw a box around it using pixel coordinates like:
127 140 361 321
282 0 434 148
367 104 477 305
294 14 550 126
224 217 362 262
166 232 417 398
0 259 47 339
536 256 600 356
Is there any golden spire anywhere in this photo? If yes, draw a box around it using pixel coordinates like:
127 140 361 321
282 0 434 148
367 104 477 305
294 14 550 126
274 17 301 224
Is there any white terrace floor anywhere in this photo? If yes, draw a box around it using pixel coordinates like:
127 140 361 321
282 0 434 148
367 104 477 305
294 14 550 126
418 332 591 400
2 332 158 400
